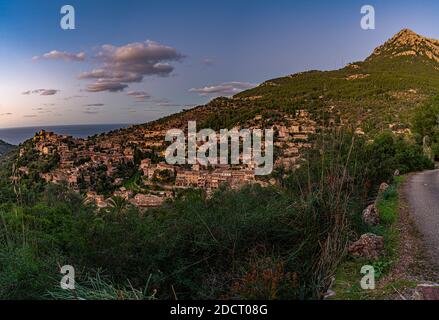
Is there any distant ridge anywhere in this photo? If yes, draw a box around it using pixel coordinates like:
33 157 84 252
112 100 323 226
0 139 14 157
0 123 131 145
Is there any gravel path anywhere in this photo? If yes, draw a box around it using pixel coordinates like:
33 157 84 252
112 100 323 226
404 170 439 267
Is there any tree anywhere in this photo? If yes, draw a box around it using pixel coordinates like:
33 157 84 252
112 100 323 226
108 196 129 215
412 96 439 159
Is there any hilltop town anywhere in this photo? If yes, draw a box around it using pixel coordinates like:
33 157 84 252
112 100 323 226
12 92 415 211
12 109 327 209
12 29 439 211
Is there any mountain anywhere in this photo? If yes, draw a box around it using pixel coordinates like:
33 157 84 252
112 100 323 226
0 140 14 157
138 29 439 136
367 29 439 64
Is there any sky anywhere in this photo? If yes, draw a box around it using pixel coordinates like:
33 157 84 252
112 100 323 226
1 0 439 128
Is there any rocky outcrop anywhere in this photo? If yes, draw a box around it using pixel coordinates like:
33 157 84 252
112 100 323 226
378 182 390 195
361 181 392 226
362 204 380 226
368 29 439 63
346 74 370 81
348 233 384 260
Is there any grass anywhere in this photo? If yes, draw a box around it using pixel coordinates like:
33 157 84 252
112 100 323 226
329 175 417 300
47 272 157 300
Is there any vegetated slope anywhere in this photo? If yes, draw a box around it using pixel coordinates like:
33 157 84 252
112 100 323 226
0 140 14 158
138 29 439 135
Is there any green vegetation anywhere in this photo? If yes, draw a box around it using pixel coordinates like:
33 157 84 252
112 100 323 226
0 130 432 300
412 95 439 160
48 273 156 300
193 53 439 135
330 176 418 300
0 140 14 157
123 171 143 193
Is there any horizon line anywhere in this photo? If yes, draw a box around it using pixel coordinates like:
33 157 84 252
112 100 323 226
0 122 139 131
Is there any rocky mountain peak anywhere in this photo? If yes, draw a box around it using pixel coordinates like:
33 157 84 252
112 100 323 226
368 29 439 63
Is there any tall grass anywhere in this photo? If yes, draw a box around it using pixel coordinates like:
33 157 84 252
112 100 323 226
47 273 156 300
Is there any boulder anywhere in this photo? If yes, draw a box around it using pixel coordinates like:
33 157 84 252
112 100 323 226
378 182 390 195
362 204 380 226
348 233 384 260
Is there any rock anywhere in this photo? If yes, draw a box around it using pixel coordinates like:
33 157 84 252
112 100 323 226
346 74 370 81
324 290 336 299
394 170 400 177
413 283 439 300
378 182 390 195
362 204 380 226
348 233 384 260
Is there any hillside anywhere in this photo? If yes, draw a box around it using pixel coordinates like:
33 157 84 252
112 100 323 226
8 29 439 203
138 29 439 136
0 140 14 158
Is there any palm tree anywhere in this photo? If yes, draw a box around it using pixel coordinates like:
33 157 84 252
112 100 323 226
107 196 129 215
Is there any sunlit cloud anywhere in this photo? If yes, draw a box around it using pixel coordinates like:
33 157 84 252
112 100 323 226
83 110 101 114
189 81 257 97
79 40 184 92
126 91 151 101
32 50 86 62
84 103 105 107
86 82 128 92
82 104 104 114
64 95 87 100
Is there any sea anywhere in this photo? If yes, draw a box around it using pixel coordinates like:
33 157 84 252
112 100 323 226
0 124 132 145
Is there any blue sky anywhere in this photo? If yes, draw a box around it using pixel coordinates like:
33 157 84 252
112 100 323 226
1 0 439 128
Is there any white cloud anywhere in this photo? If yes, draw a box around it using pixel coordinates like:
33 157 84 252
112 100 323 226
33 50 86 62
189 82 257 97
